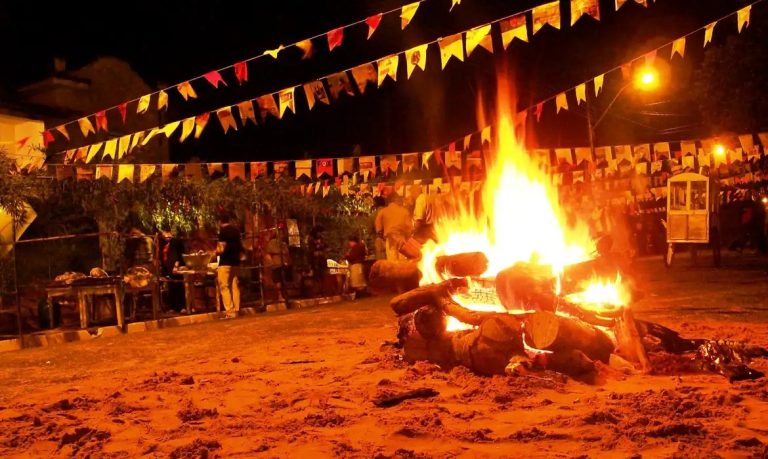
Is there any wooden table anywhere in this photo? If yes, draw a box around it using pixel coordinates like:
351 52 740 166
124 280 160 321
46 281 125 330
177 269 220 314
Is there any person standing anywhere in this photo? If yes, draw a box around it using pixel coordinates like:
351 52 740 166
216 215 243 318
410 185 435 243
265 230 290 302
371 196 387 260
158 227 186 312
345 235 368 295
374 193 412 261
308 227 327 281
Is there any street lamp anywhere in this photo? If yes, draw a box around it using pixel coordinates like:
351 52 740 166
587 66 661 157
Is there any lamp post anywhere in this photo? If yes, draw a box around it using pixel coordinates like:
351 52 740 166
587 66 660 157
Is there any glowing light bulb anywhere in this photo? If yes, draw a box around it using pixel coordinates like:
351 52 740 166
714 145 725 157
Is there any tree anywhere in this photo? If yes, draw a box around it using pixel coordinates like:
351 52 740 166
693 7 768 133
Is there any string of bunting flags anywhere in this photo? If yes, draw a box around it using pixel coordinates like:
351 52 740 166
49 0 627 160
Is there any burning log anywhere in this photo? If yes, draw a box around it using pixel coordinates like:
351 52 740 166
389 278 468 316
613 307 651 373
523 311 614 363
434 252 489 278
368 260 421 294
495 263 557 311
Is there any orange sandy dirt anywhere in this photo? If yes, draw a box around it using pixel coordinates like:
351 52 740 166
1 255 767 458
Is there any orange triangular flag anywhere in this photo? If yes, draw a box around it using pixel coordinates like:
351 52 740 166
78 117 96 137
351 64 377 93
55 125 70 141
157 90 169 111
217 107 238 133
95 111 108 132
180 117 195 142
195 113 210 139
532 1 560 34
671 37 686 59
401 2 419 29
237 100 257 125
570 0 600 26
137 95 151 114
296 39 314 59
177 81 198 100
737 5 751 33
556 92 568 113
465 24 493 56
278 88 296 118
327 28 343 51
139 165 156 183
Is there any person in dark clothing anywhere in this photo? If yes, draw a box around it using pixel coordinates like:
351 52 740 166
345 235 368 295
158 228 186 312
308 227 327 281
216 215 243 318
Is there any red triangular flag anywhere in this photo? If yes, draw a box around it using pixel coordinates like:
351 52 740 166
16 137 30 149
234 61 248 84
535 102 544 122
95 111 108 131
365 13 383 39
43 130 55 147
204 70 227 88
118 103 128 123
327 27 344 51
316 158 334 177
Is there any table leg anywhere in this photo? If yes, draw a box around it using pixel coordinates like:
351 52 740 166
215 276 221 313
184 278 193 314
114 287 125 331
78 291 88 329
47 296 55 329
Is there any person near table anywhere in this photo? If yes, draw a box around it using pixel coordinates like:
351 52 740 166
265 230 290 302
374 193 412 261
158 227 186 312
124 227 154 271
345 235 368 296
308 227 327 282
216 215 243 318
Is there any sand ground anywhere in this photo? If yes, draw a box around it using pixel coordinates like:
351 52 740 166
1 253 767 458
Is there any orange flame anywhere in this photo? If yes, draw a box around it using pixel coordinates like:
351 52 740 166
564 274 629 314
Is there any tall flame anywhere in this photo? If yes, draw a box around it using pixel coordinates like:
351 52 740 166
420 73 593 286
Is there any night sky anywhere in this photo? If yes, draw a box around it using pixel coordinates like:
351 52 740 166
0 0 756 162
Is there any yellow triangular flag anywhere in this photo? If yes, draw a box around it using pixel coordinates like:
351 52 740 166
177 81 198 100
157 90 169 111
117 135 131 159
162 120 181 138
130 132 145 152
703 21 716 47
671 37 685 59
594 74 604 95
422 151 433 169
86 142 103 163
465 24 493 57
78 117 96 137
500 15 527 49
532 1 560 34
571 0 600 26
264 44 285 58
195 114 210 139
481 126 491 145
377 54 399 87
217 107 238 133
556 92 568 113
102 139 117 160
405 44 428 78
139 165 156 183
278 87 296 118
400 2 419 29
137 94 151 114
575 83 587 105
118 164 134 183
142 128 162 146
737 5 751 33
180 117 195 142
438 33 464 69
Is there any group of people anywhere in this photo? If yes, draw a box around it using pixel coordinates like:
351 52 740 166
373 185 434 261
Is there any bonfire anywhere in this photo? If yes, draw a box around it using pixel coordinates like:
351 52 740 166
370 77 766 384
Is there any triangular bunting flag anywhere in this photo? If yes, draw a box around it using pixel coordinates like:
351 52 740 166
405 44 428 78
323 185 330 198
438 33 464 69
118 164 134 183
217 107 238 133
535 102 544 122
616 0 646 10
445 148 461 170
228 163 246 181
381 155 399 174
250 162 267 180
532 1 561 34
351 63 377 93
556 92 568 113
180 117 195 142
575 83 587 105
501 15 528 49
737 5 751 33
86 142 103 163
327 27 344 51
137 95 151 114
594 74 604 95
237 100 257 125
55 125 70 141
402 153 418 172
366 13 382 39
401 2 419 29
118 103 128 123
162 120 181 138
304 81 330 110
139 165 156 183
95 111 108 132
327 72 355 100
316 159 334 177
481 126 491 145
671 37 686 59
117 135 131 159
161 164 177 182
204 71 227 88
130 132 145 151
571 0 600 25
263 45 285 58
295 160 312 179
703 21 716 47
43 130 55 147
278 87 296 118
64 149 76 164
296 39 314 59
96 165 113 181
465 24 493 56
195 113 210 138
257 94 280 119
234 61 248 84
74 146 88 162
377 55 399 87
177 81 197 100
157 90 169 111
422 151 433 169
142 128 162 146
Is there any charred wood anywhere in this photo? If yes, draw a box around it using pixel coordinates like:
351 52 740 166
390 278 467 316
368 260 421 294
496 263 558 311
523 311 614 363
435 252 489 278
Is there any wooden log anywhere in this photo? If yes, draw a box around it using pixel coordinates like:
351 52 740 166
435 252 489 278
398 311 458 366
495 263 557 311
451 315 526 376
373 388 439 408
414 305 447 340
434 294 515 327
537 349 598 383
613 307 651 373
368 260 421 294
556 299 617 328
523 311 614 363
389 278 467 316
